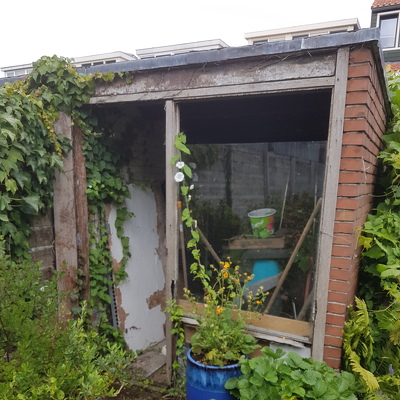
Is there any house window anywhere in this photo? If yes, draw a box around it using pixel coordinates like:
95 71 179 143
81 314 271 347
379 13 399 48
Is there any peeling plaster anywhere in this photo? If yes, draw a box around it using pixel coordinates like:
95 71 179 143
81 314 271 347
108 184 166 351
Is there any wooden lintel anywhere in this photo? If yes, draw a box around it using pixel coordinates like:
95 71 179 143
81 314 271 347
90 77 335 105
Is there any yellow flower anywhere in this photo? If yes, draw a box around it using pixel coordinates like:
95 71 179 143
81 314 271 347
223 262 230 269
216 306 223 314
256 300 262 305
223 271 229 278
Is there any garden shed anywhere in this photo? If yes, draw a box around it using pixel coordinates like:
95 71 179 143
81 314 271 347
5 27 389 372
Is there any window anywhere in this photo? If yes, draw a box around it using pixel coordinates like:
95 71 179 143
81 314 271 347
379 13 399 48
178 91 331 334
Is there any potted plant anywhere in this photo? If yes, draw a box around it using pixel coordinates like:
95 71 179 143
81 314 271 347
170 133 266 400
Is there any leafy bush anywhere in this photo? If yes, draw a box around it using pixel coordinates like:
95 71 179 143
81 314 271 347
225 347 357 400
0 254 134 399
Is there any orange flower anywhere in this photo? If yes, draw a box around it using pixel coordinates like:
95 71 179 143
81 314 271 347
216 306 223 314
223 271 229 279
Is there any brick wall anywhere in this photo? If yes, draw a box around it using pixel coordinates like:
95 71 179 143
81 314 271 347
323 48 388 368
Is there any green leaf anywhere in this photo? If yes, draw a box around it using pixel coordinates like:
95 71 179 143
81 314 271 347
5 178 17 194
21 194 41 214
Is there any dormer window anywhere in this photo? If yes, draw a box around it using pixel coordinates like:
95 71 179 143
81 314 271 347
379 13 399 48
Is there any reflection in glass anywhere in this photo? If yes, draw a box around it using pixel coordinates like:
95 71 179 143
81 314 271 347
380 15 398 48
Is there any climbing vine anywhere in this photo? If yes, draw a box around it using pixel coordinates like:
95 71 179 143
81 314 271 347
0 55 132 340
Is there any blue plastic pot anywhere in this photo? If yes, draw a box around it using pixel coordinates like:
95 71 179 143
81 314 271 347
186 349 242 400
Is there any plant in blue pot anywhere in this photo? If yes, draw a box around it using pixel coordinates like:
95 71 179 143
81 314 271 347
171 133 266 400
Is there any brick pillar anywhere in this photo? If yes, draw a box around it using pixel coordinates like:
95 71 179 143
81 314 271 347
323 48 387 369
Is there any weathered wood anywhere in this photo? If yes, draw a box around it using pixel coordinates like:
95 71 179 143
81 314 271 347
178 299 312 340
165 100 180 383
93 53 336 100
227 236 287 250
53 113 79 317
73 123 90 302
91 76 336 104
312 47 350 361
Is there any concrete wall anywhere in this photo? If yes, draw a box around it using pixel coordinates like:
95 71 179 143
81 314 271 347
323 47 388 369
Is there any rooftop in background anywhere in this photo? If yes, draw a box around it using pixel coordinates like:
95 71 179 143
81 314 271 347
1 51 137 78
372 0 400 8
245 18 360 45
136 39 229 59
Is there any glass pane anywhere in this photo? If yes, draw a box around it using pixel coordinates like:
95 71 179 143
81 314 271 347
180 140 326 322
380 15 398 48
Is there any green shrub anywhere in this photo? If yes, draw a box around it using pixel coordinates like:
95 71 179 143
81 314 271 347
0 254 134 399
225 346 357 400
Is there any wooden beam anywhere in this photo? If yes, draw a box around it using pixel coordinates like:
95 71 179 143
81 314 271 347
73 123 90 302
312 47 350 360
178 299 312 340
165 100 180 383
90 76 336 104
53 113 79 318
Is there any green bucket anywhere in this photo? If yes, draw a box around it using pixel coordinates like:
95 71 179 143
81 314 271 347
248 208 276 238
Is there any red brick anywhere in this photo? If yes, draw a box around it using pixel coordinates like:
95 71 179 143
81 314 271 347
325 324 344 337
344 104 369 118
348 64 372 79
326 313 346 326
342 132 367 146
333 221 356 234
339 171 374 184
330 257 352 269
341 146 364 158
330 268 351 282
343 118 369 132
327 302 347 315
349 49 374 65
324 357 341 370
328 291 348 304
332 233 353 247
324 346 343 359
347 78 371 92
324 335 344 348
335 210 356 221
340 158 366 171
337 184 373 197
346 91 370 105
329 279 350 293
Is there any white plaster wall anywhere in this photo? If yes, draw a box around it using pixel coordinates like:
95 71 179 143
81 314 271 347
109 184 166 351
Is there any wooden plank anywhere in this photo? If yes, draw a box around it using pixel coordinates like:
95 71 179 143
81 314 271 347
312 47 350 360
178 299 312 339
165 100 180 383
53 112 78 318
93 53 336 98
227 236 287 250
73 122 90 302
90 76 336 104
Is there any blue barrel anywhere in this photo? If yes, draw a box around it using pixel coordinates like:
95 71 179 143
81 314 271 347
186 349 242 400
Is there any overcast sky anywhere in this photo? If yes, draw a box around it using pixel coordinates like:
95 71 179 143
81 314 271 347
1 0 373 73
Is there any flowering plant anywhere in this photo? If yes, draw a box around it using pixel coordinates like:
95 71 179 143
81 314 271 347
171 133 266 367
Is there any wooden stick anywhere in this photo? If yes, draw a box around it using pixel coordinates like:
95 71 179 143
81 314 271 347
177 201 189 289
265 198 322 314
197 226 222 265
279 177 289 230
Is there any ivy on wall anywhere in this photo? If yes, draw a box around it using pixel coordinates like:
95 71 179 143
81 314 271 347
0 55 132 339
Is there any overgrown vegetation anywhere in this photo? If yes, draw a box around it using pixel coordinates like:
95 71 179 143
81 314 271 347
342 70 400 398
0 252 134 399
0 56 134 396
226 347 357 400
